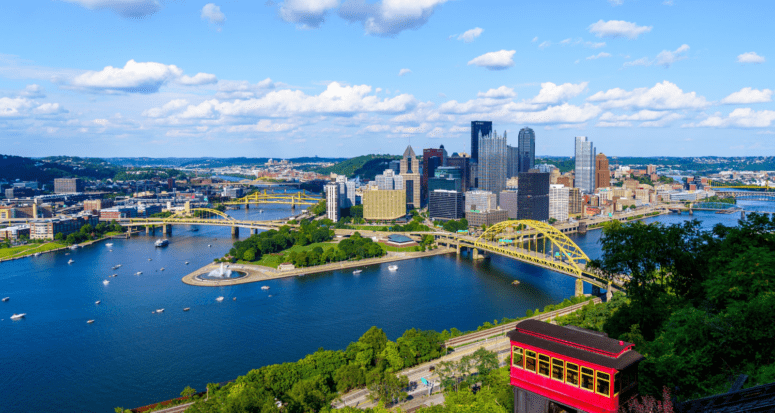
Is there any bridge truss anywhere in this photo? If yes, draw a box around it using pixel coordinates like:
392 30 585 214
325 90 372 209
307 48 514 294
224 189 322 206
708 179 774 191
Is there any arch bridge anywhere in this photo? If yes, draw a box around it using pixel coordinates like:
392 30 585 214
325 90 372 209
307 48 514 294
223 189 322 208
434 220 623 297
707 180 774 191
113 207 290 238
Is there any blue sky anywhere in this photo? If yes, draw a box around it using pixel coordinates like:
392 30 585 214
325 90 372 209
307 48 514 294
0 0 772 158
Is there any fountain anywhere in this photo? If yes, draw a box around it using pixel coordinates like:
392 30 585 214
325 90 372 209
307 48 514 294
208 262 231 278
195 262 247 281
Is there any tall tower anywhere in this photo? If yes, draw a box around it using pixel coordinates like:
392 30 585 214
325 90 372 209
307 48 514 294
470 121 492 163
507 145 519 178
400 145 421 210
575 136 596 194
517 127 535 173
478 129 508 195
595 153 610 189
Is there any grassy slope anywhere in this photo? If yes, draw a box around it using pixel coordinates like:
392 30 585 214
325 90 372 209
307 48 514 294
0 242 66 259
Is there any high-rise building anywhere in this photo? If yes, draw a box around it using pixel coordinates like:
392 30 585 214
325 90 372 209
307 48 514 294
363 189 406 221
429 190 464 221
575 136 596 194
375 169 404 191
568 187 582 216
399 145 421 210
54 178 84 194
499 190 519 219
466 209 508 227
325 183 339 221
336 175 357 208
422 148 444 201
464 190 497 212
595 153 610 190
470 121 492 163
507 145 519 178
517 172 549 221
549 184 570 222
388 160 401 174
429 167 463 193
478 129 508 196
647 164 657 175
517 127 535 173
447 156 471 192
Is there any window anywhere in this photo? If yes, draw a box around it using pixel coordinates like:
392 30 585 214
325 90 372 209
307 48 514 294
551 359 564 381
512 346 524 369
565 362 579 387
596 372 611 397
614 371 621 396
525 350 537 373
538 354 551 377
581 367 595 391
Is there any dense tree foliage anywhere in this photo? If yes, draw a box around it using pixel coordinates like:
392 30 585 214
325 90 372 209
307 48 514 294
229 221 334 263
441 218 468 232
60 221 125 245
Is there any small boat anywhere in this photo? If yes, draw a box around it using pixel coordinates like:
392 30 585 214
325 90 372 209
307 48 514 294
109 249 113 252
233 297 237 301
216 296 224 302
68 259 74 264
353 269 362 275
33 252 41 257
388 265 398 271
111 273 118 277
65 253 70 255
2 297 9 302
183 307 190 311
156 308 164 313
112 264 121 269
102 280 110 285
160 267 165 271
95 300 101 304
185 261 190 265
155 239 169 247
268 294 273 298
69 245 78 250
87 319 95 324
105 243 113 247
512 280 521 285
208 244 212 247
11 313 25 320
135 271 142 275
261 286 270 290
148 258 152 261
191 228 199 232
259 210 264 213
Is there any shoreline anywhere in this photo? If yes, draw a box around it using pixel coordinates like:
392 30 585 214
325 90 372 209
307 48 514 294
0 232 130 263
181 248 456 287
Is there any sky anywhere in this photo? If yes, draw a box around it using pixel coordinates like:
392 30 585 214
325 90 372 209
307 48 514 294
0 0 773 159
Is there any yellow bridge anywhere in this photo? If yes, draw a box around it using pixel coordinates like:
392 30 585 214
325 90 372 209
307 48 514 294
707 179 775 190
111 207 290 237
223 189 322 207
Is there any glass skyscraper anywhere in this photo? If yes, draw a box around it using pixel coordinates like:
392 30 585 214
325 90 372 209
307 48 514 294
478 129 507 195
470 121 492 163
517 127 535 173
575 136 596 194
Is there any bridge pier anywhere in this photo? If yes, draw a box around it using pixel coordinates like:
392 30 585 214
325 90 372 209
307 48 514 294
231 226 239 238
472 248 485 260
456 242 461 256
575 279 584 297
606 282 613 301
245 203 249 209
146 226 155 235
591 285 601 296
162 224 171 236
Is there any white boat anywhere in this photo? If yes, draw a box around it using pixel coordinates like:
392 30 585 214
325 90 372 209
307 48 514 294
233 297 237 301
185 261 189 265
388 265 398 271
102 280 110 285
208 244 212 247
148 258 152 261
105 243 113 247
111 274 118 277
95 300 101 304
11 313 26 320
259 210 264 213
216 296 224 302
156 308 164 313
87 319 94 324
68 259 74 264
33 252 41 257
183 307 190 311
135 271 142 275
159 267 165 271
353 269 362 275
2 297 9 302
155 239 169 247
109 249 113 252
69 245 78 250
261 286 270 290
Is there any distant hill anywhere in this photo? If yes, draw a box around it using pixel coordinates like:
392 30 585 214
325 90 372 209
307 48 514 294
312 155 401 180
1 155 118 185
102 157 348 168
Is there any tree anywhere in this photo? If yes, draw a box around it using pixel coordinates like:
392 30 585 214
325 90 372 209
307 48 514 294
181 385 197 398
54 232 64 241
242 249 256 261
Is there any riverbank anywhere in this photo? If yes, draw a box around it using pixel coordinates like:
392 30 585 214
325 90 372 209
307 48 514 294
181 247 456 286
0 232 129 263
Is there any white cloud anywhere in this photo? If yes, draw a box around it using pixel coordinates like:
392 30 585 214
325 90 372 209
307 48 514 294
337 0 450 36
449 125 468 133
638 113 683 127
587 42 606 49
216 78 275 99
201 3 226 25
457 27 483 43
477 86 516 99
538 41 551 49
596 121 632 127
587 81 710 110
512 103 602 124
60 0 161 18
622 57 650 67
280 0 340 28
600 110 670 122
142 99 190 118
737 52 765 64
33 103 68 115
560 38 572 45
532 36 538 42
467 50 516 70
588 20 652 39
178 73 218 86
398 68 412 76
531 82 588 104
226 120 295 133
363 124 391 132
654 44 689 67
608 0 624 5
721 87 773 104
20 84 46 98
586 52 611 60
683 108 775 128
0 97 34 118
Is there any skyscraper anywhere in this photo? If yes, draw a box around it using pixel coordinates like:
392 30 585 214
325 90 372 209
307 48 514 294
517 171 550 221
447 155 471 192
575 136 596 194
478 129 507 195
422 147 445 202
325 182 339 222
595 153 610 189
470 121 492 163
399 145 421 210
507 145 519 178
517 127 535 173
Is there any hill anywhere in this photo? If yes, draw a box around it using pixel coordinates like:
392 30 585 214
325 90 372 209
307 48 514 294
312 155 401 180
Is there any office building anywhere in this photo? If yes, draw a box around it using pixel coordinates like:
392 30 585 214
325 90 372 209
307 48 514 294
30 214 99 240
557 175 574 188
429 166 462 193
517 127 535 173
0 224 30 241
499 190 519 219
363 189 406 221
221 186 245 199
54 178 84 194
422 147 444 201
568 187 582 215
447 156 471 192
325 182 339 221
336 175 356 208
399 145 421 209
470 121 492 163
478 129 508 195
507 145 519 178
549 184 569 222
465 190 497 212
388 160 401 174
647 164 657 175
375 169 404 191
574 136 596 194
429 190 464 221
84 199 114 213
517 172 549 221
595 153 610 190
466 209 508 227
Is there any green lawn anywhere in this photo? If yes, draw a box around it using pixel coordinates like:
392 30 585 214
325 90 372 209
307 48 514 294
350 225 389 231
0 242 66 259
381 244 419 252
244 241 340 268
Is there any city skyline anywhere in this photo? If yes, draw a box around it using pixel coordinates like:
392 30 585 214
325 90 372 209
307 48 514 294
1 1 773 158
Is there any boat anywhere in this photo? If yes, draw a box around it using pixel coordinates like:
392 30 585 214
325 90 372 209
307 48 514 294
388 265 398 271
259 210 264 213
159 267 165 271
87 320 95 324
109 249 113 252
2 297 9 302
512 280 521 285
261 286 270 290
156 308 164 313
105 243 113 247
233 297 237 301
155 239 169 247
191 228 199 232
268 294 272 298
216 296 224 302
135 271 142 275
95 300 101 304
112 264 121 269
69 245 78 250
353 269 362 275
208 244 212 247
148 258 152 261
33 252 41 257
11 313 26 320
185 261 190 265
102 280 110 285
68 259 74 264
111 273 118 277
183 307 190 311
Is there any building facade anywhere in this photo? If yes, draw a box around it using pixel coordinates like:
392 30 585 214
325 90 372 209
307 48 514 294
325 182 339 222
83 199 114 213
575 136 596 194
499 190 519 219
466 209 509 227
30 215 99 240
517 127 535 173
478 129 508 195
517 172 550 221
507 145 519 178
363 189 406 221
596 153 611 190
470 120 492 163
375 169 404 191
336 175 357 209
428 190 464 221
549 184 570 222
568 187 583 216
54 178 84 194
465 190 497 212
399 145 421 210
447 156 471 192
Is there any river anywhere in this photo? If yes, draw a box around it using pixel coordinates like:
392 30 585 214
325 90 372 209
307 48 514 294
0 201 768 413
